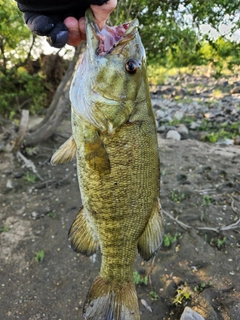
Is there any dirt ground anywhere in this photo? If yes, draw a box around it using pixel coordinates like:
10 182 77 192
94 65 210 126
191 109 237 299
0 118 240 319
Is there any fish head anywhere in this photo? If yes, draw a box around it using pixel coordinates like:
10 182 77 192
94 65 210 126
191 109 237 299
70 9 147 132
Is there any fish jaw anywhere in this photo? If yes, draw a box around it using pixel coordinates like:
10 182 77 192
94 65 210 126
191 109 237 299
69 9 146 133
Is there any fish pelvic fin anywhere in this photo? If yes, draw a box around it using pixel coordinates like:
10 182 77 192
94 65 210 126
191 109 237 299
68 207 99 256
137 199 164 261
83 276 140 320
51 136 76 165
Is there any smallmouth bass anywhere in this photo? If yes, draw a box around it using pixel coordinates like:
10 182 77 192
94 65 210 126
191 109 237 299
51 9 164 320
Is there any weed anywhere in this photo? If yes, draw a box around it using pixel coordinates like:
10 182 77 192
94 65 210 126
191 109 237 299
25 147 38 156
35 250 45 262
194 281 212 293
47 211 57 219
133 271 148 285
202 195 212 206
149 291 159 300
163 233 177 247
169 190 185 203
0 226 9 233
210 236 226 250
25 172 36 183
173 283 191 305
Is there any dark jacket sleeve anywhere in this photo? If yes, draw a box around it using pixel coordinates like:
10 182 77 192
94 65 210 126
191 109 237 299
16 0 108 19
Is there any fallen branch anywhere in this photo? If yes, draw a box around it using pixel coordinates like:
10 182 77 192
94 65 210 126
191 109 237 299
17 151 43 181
162 196 240 233
12 109 29 153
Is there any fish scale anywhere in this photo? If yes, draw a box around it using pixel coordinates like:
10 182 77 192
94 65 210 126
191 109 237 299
51 9 164 320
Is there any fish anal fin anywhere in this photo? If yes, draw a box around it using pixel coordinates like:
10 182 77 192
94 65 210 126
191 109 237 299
51 136 76 165
84 134 110 175
68 207 99 256
83 276 140 320
138 199 164 261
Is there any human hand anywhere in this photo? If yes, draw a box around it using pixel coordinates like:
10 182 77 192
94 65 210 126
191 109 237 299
64 0 117 46
17 0 117 48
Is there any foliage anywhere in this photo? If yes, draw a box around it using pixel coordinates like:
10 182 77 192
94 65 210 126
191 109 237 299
25 171 36 183
0 68 47 116
163 233 178 247
0 0 32 73
149 291 159 300
173 283 191 305
0 1 48 117
0 226 9 233
112 0 240 68
133 271 148 285
34 250 45 262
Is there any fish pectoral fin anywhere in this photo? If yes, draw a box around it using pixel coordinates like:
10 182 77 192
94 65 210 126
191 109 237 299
137 199 164 261
51 136 76 165
68 207 99 256
83 276 140 320
84 134 110 174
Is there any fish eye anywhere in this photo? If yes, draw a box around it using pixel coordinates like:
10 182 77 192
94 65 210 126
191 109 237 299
125 59 138 74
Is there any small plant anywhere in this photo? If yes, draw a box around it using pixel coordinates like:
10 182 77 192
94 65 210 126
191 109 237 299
0 226 9 233
173 283 191 305
35 250 45 262
163 233 178 247
169 190 185 203
25 147 38 156
202 195 212 206
133 271 148 285
210 236 226 250
25 171 36 183
149 291 159 300
47 211 57 219
194 281 212 293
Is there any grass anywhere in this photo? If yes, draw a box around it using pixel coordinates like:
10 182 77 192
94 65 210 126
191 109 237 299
0 226 9 233
202 195 212 206
169 190 185 203
34 250 45 262
25 172 36 183
163 233 178 247
172 283 191 305
133 271 148 285
47 211 57 218
149 291 159 300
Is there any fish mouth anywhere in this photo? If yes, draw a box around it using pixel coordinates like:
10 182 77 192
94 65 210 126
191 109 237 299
85 9 138 56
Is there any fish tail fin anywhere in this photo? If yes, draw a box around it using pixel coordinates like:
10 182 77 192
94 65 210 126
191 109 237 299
83 276 140 320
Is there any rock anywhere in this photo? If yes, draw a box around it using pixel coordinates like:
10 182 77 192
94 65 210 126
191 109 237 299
176 124 189 135
190 122 201 130
174 110 184 120
233 136 240 145
157 125 166 133
13 172 24 179
231 86 240 94
6 179 13 189
180 307 205 320
166 130 181 141
155 110 165 119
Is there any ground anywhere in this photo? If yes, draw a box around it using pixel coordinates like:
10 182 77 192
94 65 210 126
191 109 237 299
0 78 240 320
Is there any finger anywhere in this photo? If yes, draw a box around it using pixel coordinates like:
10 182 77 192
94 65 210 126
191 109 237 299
91 0 117 30
47 22 68 48
23 12 55 35
78 17 86 41
64 16 83 46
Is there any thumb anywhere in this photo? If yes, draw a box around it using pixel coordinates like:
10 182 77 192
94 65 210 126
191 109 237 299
91 0 117 29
